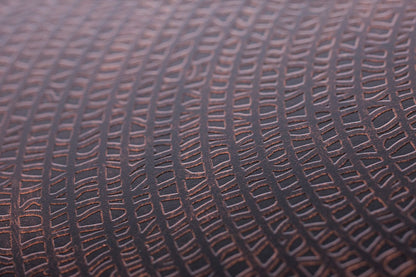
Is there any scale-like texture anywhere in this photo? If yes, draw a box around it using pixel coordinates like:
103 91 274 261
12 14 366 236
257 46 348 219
1 0 416 276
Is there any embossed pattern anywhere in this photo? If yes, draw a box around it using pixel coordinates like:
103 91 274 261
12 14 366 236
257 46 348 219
1 0 416 276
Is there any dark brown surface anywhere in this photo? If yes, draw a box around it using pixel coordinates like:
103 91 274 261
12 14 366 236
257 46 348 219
1 0 416 276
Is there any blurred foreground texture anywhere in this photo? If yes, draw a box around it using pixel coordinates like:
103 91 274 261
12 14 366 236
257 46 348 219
1 0 416 276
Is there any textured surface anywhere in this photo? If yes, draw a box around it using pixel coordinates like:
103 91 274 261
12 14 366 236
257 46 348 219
1 0 416 276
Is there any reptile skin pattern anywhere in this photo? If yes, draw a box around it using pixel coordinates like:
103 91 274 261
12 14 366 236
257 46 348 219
1 0 416 276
